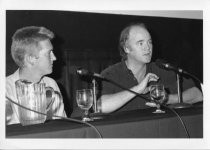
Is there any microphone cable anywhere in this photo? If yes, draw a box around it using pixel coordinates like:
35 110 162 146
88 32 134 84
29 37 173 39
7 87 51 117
76 68 191 138
6 96 102 138
105 77 190 138
161 104 190 138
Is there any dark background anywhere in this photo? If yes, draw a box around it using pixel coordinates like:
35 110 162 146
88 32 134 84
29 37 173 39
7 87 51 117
6 10 203 117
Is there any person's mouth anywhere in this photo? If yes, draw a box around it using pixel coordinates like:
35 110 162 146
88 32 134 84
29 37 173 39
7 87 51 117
144 53 151 57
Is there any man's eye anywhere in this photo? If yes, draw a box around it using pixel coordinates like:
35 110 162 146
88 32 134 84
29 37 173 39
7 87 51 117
138 42 143 46
45 52 50 57
149 41 152 44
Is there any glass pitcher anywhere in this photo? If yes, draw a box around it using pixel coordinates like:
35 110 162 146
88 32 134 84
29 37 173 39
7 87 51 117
15 79 54 126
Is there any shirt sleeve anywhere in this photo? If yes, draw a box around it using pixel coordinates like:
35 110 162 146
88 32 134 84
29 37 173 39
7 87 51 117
6 81 14 124
150 63 196 95
6 78 20 125
182 76 196 90
100 69 117 95
158 67 195 94
44 77 67 118
6 98 13 124
53 81 67 118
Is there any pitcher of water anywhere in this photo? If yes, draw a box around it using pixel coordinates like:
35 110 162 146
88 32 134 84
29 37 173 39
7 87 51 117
15 79 54 126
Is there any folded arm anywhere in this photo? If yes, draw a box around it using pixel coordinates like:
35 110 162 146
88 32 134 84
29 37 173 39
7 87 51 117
99 73 159 113
167 87 203 104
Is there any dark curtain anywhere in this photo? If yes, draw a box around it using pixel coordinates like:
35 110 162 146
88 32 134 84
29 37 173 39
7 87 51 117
6 10 203 117
52 48 120 116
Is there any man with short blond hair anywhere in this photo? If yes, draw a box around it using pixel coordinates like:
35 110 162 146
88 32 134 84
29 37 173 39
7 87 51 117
6 26 66 125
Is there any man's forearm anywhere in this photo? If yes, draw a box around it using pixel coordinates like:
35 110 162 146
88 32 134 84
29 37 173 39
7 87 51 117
167 87 203 104
100 91 136 113
99 73 159 113
100 84 145 113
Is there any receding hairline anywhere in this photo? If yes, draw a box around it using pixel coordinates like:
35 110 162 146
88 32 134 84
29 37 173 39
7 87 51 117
128 25 150 38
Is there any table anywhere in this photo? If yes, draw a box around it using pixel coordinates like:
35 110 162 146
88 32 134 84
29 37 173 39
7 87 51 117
6 103 203 138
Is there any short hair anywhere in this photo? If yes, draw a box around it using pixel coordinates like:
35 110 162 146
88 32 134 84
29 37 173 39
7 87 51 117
118 23 148 60
11 26 54 67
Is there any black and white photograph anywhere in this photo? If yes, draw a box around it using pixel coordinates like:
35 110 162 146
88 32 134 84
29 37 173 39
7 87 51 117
1 0 210 149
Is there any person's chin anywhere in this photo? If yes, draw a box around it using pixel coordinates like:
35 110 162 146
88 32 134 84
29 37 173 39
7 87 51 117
49 69 53 74
144 57 151 63
45 68 53 75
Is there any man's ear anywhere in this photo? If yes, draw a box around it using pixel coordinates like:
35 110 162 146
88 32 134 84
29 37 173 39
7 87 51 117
124 46 130 54
25 55 37 66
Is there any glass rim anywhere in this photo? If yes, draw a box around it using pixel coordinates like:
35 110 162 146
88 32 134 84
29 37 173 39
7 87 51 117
150 84 165 91
76 89 93 92
15 79 46 86
150 84 164 87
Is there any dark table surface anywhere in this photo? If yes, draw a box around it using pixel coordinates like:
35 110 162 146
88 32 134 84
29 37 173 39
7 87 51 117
6 102 203 138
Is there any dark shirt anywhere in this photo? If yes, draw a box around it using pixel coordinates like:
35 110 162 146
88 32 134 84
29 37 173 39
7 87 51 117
100 61 195 112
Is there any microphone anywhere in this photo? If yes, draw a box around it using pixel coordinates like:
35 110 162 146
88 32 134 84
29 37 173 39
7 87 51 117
76 68 105 80
156 59 202 84
155 59 187 74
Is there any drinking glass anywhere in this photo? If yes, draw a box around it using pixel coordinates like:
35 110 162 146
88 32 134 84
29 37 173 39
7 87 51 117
76 89 93 121
150 84 166 113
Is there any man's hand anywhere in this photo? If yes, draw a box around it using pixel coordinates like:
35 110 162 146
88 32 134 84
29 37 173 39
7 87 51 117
139 73 159 94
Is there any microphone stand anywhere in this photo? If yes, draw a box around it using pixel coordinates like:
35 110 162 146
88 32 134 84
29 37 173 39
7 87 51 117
169 73 192 109
90 78 105 120
92 78 99 113
100 74 191 137
78 72 190 137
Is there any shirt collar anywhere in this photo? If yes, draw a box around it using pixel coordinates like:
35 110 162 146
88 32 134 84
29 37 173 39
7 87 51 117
122 60 150 75
13 68 20 82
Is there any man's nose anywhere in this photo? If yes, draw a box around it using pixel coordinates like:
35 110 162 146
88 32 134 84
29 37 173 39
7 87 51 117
51 52 57 61
145 42 152 51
